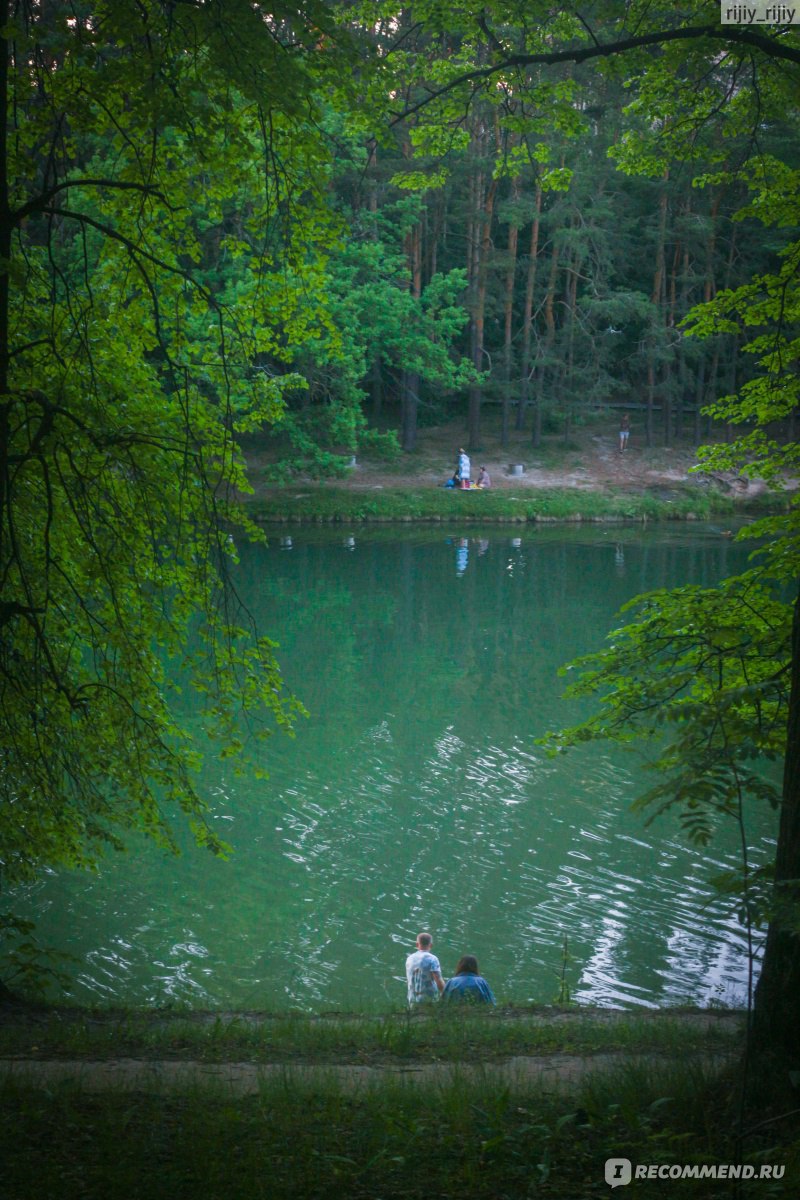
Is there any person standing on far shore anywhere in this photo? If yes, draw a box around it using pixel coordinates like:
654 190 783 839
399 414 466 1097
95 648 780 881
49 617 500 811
619 413 630 452
458 448 471 488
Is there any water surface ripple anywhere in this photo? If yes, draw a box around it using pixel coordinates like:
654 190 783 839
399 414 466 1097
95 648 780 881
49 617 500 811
10 526 774 1010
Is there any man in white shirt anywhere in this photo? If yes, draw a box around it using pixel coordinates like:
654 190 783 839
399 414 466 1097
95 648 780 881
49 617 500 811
406 931 445 1004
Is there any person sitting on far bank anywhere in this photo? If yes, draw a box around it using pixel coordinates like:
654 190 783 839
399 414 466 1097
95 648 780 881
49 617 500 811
441 955 496 1005
406 931 445 1005
477 465 491 488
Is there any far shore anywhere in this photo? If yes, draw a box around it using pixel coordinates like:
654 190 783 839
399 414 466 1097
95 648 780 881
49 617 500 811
241 417 791 525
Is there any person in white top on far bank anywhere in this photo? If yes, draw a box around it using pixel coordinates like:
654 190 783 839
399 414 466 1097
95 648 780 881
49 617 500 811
457 448 471 489
406 931 445 1004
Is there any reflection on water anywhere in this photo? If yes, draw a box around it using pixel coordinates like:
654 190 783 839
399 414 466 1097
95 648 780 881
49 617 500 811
9 525 775 1010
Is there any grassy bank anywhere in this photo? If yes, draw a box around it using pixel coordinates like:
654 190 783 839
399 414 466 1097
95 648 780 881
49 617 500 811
249 483 781 526
2 1005 798 1197
0 1004 742 1065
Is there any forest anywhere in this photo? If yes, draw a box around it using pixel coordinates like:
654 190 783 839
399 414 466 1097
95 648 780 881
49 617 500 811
1 0 799 1068
288 33 799 465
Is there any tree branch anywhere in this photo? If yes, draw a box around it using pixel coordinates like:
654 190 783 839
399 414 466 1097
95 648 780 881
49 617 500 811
391 24 800 124
41 207 215 305
12 178 172 225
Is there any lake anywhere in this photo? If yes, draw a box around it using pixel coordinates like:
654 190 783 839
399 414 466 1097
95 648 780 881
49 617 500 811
11 522 774 1011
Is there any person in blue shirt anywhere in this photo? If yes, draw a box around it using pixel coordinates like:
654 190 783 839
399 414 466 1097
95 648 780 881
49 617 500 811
441 955 496 1005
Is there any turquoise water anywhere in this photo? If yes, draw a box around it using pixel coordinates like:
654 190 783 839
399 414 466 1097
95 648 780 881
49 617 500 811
13 524 774 1010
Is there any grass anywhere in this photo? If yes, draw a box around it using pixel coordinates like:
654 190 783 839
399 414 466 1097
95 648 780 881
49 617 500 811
248 483 779 526
0 1004 743 1064
2 1056 798 1199
3 1004 797 1197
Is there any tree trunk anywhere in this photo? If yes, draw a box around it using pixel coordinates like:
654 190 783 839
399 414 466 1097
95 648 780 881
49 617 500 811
0 0 9 399
722 223 740 446
427 191 446 280
704 192 720 303
650 171 668 448
501 174 521 448
371 356 383 422
534 235 560 446
645 358 655 448
366 138 378 217
400 217 422 452
662 363 672 447
662 230 683 447
674 237 691 441
400 368 419 452
651 171 669 312
467 171 497 451
0 0 11 573
563 241 579 444
518 183 542 434
693 354 706 443
753 578 800 1064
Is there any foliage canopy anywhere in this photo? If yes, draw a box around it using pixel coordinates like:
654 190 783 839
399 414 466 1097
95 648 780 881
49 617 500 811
0 0 364 885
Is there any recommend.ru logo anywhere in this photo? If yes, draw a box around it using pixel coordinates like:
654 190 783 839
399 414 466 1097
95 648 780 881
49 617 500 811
605 1159 632 1188
604 1159 785 1186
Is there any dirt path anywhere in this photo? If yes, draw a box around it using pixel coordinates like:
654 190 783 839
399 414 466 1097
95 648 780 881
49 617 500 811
0 1010 742 1094
0 1048 735 1095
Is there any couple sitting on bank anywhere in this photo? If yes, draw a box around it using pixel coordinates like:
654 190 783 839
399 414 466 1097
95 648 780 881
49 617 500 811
406 931 496 1005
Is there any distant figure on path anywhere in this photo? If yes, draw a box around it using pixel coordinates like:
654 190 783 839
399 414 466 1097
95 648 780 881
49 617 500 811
458 448 471 488
406 932 445 1005
441 955 496 1005
477 465 491 488
618 413 630 452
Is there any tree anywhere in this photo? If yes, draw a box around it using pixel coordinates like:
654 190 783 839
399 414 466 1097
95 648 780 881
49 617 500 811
276 195 474 465
0 1 362 905
684 170 800 1055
